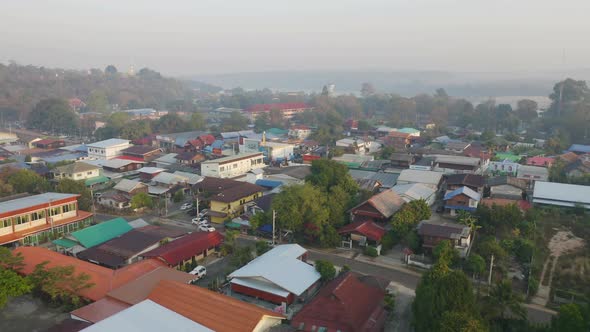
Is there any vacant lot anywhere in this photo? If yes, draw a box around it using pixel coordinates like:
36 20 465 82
0 295 68 332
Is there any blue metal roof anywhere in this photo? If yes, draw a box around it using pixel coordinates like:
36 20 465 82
444 186 481 201
211 140 224 149
568 144 590 154
258 224 273 233
255 179 282 189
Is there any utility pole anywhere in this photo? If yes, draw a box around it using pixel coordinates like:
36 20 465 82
272 209 276 246
164 193 168 217
196 195 199 214
488 254 495 285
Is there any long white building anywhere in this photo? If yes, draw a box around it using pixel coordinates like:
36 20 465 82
201 153 265 178
87 139 131 160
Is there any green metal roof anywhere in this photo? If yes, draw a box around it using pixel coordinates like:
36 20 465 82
71 217 132 248
397 127 420 134
52 238 78 248
267 128 288 135
85 175 110 187
224 221 242 229
494 153 522 162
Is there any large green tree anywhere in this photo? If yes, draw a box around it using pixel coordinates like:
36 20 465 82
0 247 31 308
552 303 588 332
8 169 49 194
55 178 92 211
28 98 79 134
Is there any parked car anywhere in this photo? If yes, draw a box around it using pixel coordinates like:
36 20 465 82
180 203 193 210
189 265 207 279
191 217 208 225
198 224 215 232
197 209 209 218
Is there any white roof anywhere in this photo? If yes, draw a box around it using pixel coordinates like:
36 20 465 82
152 172 187 185
392 183 436 202
114 179 146 193
87 138 130 149
138 167 165 174
434 155 480 166
201 152 263 164
81 300 213 332
153 153 178 164
229 244 320 296
173 171 203 185
397 169 443 186
128 218 150 228
0 193 78 214
533 181 590 207
518 165 549 177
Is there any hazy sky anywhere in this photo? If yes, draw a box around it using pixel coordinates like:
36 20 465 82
2 0 590 75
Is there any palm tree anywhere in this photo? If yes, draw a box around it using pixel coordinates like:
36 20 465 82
482 279 526 322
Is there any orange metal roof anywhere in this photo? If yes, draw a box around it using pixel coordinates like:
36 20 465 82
70 297 131 323
148 280 284 332
13 247 166 301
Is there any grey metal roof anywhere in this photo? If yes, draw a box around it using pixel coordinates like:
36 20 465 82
398 169 442 186
393 183 435 201
533 181 590 206
0 193 78 214
114 179 146 193
229 244 320 296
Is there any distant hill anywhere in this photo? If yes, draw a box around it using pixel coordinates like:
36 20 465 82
191 69 588 97
0 63 220 121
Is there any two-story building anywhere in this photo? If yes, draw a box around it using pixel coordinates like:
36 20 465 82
0 193 93 246
87 139 131 160
288 125 312 140
201 153 265 179
443 186 481 215
52 162 101 182
209 182 264 223
417 220 472 257
121 145 162 162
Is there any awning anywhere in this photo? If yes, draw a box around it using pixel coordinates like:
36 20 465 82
52 238 79 248
85 175 110 187
225 221 243 229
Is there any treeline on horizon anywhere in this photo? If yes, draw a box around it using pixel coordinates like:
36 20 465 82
1 63 589 149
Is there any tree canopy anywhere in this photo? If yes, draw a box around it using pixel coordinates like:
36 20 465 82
28 98 79 135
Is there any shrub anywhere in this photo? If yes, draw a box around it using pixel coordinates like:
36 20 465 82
364 246 378 257
528 276 539 296
255 241 270 256
315 260 336 281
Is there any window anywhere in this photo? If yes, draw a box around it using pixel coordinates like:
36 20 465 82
233 164 237 169
220 166 225 172
50 207 61 216
87 171 93 175
30 211 45 221
1 218 10 228
13 215 29 225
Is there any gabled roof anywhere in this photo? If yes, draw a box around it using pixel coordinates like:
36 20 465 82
568 144 590 154
486 175 527 189
87 138 130 149
175 151 205 161
338 220 386 241
148 280 284 332
172 171 203 185
114 179 147 193
81 300 213 332
418 221 471 240
122 145 160 156
481 198 531 211
533 181 590 206
71 217 133 248
13 247 166 301
137 167 165 175
229 244 320 296
142 231 224 266
291 272 386 332
526 156 555 167
351 189 406 218
559 152 579 164
446 173 485 188
152 172 188 185
212 183 265 203
397 169 443 186
392 183 436 202
53 161 99 174
0 192 79 215
444 186 481 201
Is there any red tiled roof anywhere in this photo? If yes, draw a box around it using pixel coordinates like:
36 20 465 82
526 156 555 167
142 231 224 266
291 125 310 130
338 220 386 242
148 280 284 332
13 247 166 301
291 272 386 332
199 134 216 145
245 103 310 113
388 131 411 139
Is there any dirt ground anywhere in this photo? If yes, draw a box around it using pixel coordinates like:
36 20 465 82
0 295 68 332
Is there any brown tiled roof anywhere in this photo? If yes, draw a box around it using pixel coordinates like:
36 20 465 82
351 189 405 218
446 173 485 188
291 272 386 332
338 220 386 241
559 152 579 164
213 182 264 203
148 280 284 332
175 151 206 161
194 177 244 193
